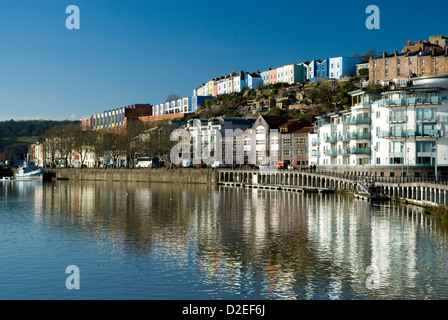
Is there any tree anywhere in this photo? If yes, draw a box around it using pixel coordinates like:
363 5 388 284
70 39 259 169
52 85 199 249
73 129 99 168
165 94 181 102
118 118 147 168
358 68 369 76
97 132 122 167
353 48 378 62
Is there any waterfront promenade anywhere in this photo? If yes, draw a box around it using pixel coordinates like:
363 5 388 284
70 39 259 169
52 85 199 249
47 167 448 207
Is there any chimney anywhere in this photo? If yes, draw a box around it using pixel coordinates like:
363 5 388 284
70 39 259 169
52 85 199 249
431 47 435 56
407 40 411 47
383 51 386 58
394 50 398 57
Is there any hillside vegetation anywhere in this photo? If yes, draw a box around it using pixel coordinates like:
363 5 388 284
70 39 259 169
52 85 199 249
191 75 379 123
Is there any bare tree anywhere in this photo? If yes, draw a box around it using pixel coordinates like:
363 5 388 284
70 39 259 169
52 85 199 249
165 94 181 102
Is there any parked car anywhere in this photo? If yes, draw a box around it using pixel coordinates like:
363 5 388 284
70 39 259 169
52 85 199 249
136 157 152 168
181 160 193 168
210 161 225 168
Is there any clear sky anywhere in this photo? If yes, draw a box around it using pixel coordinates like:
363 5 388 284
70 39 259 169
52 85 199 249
0 0 447 121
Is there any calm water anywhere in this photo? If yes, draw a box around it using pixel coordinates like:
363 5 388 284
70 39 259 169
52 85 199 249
0 180 448 300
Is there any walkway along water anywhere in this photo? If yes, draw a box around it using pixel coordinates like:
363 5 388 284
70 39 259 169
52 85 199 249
217 168 448 207
48 167 448 207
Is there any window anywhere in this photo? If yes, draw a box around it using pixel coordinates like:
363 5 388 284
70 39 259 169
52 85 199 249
416 108 436 121
422 59 425 65
376 111 381 118
385 60 389 67
422 68 425 76
283 149 291 156
435 58 439 65
397 59 400 65
385 69 389 77
283 138 291 145
417 141 435 152
435 68 439 75
397 68 400 76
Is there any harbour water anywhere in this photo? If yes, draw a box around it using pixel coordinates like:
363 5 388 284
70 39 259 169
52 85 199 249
0 180 447 300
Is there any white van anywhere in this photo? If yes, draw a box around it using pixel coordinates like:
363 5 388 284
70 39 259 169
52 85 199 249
210 161 225 168
136 157 152 168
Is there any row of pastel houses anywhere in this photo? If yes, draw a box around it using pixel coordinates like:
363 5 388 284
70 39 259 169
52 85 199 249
193 56 364 97
83 56 366 127
192 71 264 97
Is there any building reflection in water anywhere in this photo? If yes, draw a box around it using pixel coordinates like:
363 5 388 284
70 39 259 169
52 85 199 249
15 180 448 299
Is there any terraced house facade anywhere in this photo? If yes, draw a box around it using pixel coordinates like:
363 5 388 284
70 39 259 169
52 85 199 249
369 36 448 86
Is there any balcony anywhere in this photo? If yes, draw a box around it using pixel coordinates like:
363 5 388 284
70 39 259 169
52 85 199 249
377 129 440 138
378 96 441 107
342 132 371 140
311 151 320 156
345 117 371 125
324 149 341 156
349 148 371 154
416 117 438 124
378 130 415 138
311 138 321 144
325 135 341 143
416 129 441 137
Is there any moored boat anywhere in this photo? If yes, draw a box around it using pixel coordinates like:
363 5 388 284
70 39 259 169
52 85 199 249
15 161 44 180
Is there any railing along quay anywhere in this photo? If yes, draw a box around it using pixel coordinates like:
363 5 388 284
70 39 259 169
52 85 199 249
217 167 448 206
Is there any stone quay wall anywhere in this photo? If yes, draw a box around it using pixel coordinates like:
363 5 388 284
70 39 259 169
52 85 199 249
48 168 218 184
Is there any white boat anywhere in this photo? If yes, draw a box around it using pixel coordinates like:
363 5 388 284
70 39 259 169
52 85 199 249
15 161 44 180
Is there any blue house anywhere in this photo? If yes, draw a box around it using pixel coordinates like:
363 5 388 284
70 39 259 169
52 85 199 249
316 59 329 79
192 96 214 111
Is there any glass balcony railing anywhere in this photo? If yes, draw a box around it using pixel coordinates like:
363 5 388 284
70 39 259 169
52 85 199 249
416 129 441 137
311 151 320 156
342 132 371 140
324 149 341 156
416 117 438 123
378 96 441 107
377 129 441 138
311 138 321 144
325 136 341 142
349 148 371 154
345 117 371 125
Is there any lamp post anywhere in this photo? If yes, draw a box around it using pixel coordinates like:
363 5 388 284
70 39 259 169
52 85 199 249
432 144 438 183
373 145 378 181
401 141 404 183
407 147 410 180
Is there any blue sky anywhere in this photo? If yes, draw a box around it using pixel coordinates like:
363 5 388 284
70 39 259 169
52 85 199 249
0 0 447 121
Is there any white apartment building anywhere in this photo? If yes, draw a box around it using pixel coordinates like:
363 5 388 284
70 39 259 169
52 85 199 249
315 74 448 178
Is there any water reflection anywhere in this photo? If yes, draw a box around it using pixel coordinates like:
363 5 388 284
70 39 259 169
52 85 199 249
1 180 448 299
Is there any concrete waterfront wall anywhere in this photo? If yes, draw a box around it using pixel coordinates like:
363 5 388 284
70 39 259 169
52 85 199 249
48 168 218 184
